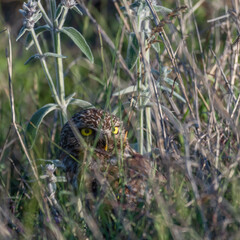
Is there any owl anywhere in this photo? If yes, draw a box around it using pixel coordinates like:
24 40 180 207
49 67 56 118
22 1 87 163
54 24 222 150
59 108 165 209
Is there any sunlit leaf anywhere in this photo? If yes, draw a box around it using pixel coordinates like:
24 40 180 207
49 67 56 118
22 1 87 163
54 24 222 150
65 92 76 106
60 27 94 63
113 85 146 96
69 98 93 108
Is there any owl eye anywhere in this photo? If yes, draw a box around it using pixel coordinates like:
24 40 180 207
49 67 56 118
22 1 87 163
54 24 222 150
80 128 93 136
112 126 119 135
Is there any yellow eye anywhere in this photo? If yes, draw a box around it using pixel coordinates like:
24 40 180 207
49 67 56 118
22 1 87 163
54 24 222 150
112 126 119 135
80 128 93 136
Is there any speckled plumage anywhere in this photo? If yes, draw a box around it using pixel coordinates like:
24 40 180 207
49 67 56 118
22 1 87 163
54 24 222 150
59 108 164 209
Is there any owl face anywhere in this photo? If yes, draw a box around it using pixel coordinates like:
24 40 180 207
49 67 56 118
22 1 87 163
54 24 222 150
60 108 128 160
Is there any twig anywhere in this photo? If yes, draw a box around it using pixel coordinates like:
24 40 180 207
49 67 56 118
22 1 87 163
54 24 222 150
112 0 130 32
231 94 240 119
210 48 237 102
207 14 229 23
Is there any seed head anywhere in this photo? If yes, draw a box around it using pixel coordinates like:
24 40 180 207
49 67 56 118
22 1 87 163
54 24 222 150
19 0 41 29
61 0 77 8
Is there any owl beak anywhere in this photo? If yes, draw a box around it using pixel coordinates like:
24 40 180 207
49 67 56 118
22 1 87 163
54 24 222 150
124 131 128 144
103 133 108 152
104 144 108 151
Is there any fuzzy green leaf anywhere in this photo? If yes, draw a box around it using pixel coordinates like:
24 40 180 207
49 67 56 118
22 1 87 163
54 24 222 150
24 52 66 65
33 12 42 24
24 54 41 65
50 0 57 16
159 85 186 103
26 103 59 147
69 98 93 108
16 26 28 41
126 33 139 69
153 5 172 14
55 4 64 22
65 92 76 106
71 5 83 15
60 27 94 63
152 42 161 53
25 25 51 50
162 77 178 86
113 85 146 96
43 52 67 58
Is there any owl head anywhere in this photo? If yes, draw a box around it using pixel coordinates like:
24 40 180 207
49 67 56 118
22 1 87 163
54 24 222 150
60 108 129 164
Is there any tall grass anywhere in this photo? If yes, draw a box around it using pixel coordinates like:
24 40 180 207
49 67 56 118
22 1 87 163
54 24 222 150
0 0 240 239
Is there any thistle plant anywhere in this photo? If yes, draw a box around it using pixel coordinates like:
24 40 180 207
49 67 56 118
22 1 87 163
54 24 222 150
17 0 94 146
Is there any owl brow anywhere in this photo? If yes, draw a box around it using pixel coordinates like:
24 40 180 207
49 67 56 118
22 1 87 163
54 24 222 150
97 112 111 129
90 117 107 149
110 118 120 128
93 113 107 131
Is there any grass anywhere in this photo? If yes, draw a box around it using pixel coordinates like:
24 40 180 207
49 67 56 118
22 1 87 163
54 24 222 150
0 0 240 239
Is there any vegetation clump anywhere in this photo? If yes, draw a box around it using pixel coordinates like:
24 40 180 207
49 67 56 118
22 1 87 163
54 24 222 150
0 0 240 239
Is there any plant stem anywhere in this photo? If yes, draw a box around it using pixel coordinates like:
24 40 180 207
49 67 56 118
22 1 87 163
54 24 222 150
143 5 152 153
55 33 66 112
50 3 68 124
30 28 61 107
137 12 144 155
57 6 69 106
58 6 69 29
137 60 144 155
136 3 153 154
37 1 53 28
